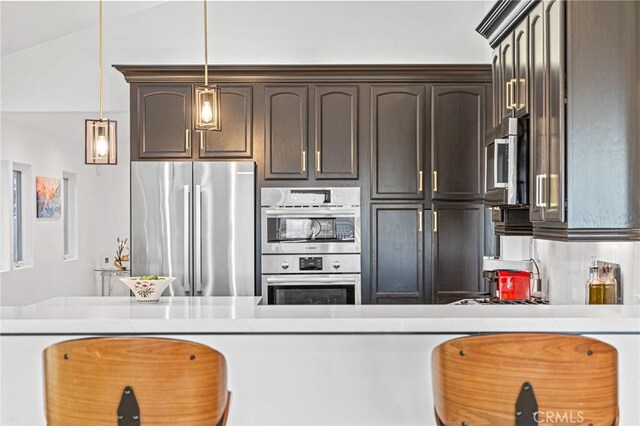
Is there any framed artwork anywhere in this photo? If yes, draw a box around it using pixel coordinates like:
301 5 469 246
36 176 61 219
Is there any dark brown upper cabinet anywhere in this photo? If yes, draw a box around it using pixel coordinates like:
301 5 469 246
500 34 515 122
313 86 359 179
264 86 309 180
491 47 502 127
431 85 485 201
370 203 425 304
514 17 529 117
479 1 640 240
529 2 546 223
530 0 565 225
370 85 425 200
134 85 192 159
431 201 484 303
197 86 253 159
542 0 565 224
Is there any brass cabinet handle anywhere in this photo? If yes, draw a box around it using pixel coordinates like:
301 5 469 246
418 210 423 232
185 129 190 150
433 171 438 192
316 151 321 172
535 174 549 208
302 151 306 172
199 131 204 151
433 211 438 232
505 81 511 110
418 170 423 192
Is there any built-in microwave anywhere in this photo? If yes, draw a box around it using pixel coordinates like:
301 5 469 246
484 118 529 206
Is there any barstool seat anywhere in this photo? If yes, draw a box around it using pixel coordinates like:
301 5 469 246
44 337 230 426
432 333 618 425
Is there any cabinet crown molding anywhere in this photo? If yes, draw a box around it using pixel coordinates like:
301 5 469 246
476 0 538 48
114 64 491 84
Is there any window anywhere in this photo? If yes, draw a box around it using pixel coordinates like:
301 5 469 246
63 177 69 257
9 162 33 269
62 171 78 260
12 170 23 263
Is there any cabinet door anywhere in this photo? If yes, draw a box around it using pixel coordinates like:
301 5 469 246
314 86 358 179
198 86 252 159
371 85 425 199
500 34 516 121
544 0 566 223
264 86 309 180
491 47 503 127
432 202 484 304
135 85 192 159
431 85 485 201
514 17 530 117
529 2 546 222
371 203 425 304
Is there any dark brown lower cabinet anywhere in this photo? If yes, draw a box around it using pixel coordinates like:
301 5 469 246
370 203 429 304
432 202 484 304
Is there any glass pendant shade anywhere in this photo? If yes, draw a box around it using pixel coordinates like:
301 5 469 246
195 85 221 130
85 119 117 164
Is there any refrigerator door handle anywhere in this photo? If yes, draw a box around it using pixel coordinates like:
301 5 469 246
194 184 202 294
183 185 191 294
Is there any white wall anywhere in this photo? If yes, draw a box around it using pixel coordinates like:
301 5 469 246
532 240 640 305
500 236 640 305
0 1 492 305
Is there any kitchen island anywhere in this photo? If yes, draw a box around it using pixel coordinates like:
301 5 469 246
2 297 639 425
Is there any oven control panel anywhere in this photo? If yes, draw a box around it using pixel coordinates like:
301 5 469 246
262 254 361 274
300 257 323 271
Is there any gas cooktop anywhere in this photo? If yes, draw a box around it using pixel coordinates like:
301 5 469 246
451 298 550 305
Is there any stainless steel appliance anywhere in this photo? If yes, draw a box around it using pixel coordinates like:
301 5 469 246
261 187 361 305
262 254 361 305
485 117 529 206
131 161 255 296
261 187 360 254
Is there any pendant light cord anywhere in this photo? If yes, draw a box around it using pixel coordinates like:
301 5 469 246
204 0 209 87
99 0 104 120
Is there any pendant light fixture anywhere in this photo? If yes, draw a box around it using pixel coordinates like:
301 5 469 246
85 0 117 165
194 0 221 130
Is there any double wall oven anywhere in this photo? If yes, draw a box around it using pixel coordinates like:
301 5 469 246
261 188 361 305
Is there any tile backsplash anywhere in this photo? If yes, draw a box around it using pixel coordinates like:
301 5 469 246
500 237 640 305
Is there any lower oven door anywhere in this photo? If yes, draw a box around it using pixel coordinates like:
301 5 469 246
262 274 361 305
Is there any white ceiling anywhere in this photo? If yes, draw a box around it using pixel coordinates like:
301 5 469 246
1 1 166 56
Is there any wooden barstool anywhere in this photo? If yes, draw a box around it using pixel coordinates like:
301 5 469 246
44 337 230 426
432 333 618 425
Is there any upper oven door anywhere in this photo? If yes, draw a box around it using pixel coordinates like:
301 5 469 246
261 207 360 254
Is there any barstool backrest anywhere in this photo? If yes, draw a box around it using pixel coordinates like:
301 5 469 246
44 337 230 426
432 333 618 425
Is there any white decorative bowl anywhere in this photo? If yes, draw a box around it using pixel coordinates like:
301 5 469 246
120 277 175 303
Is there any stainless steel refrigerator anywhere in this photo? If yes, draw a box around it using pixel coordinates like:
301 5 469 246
131 162 255 296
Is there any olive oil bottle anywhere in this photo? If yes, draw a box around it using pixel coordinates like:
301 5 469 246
586 259 618 304
586 263 605 304
600 262 618 304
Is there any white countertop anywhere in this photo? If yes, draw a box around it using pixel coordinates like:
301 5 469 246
1 296 639 334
